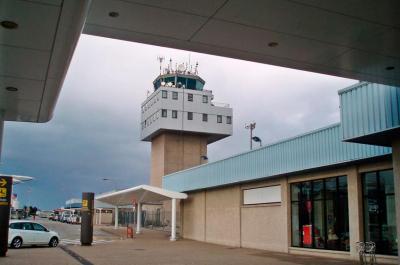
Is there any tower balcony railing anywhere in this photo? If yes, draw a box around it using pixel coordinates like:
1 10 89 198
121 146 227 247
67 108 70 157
211 102 230 108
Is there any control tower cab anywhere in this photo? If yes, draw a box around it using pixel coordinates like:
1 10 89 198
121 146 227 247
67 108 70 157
141 60 233 187
141 67 232 143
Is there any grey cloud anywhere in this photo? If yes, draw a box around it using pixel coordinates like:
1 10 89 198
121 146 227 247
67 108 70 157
1 34 355 209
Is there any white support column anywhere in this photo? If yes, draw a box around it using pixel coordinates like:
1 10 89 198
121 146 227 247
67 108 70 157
114 206 119 229
170 198 176 241
136 203 142 234
98 208 102 225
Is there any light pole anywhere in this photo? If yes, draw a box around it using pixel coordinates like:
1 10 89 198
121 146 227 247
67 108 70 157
102 178 118 191
252 136 262 148
245 122 256 150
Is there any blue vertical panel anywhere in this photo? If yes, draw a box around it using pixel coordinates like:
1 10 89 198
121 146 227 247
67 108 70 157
339 82 400 141
163 124 392 192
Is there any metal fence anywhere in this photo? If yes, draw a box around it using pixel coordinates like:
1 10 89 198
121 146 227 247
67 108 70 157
116 207 180 232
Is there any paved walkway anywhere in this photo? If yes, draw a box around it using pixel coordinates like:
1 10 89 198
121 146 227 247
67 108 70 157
65 230 361 265
2 229 394 265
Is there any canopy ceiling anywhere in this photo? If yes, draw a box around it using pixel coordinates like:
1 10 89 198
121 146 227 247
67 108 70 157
95 184 187 206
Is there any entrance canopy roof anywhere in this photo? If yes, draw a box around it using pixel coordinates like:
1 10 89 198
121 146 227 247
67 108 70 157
96 184 187 206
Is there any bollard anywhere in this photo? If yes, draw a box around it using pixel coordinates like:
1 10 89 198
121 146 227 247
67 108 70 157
80 192 94 246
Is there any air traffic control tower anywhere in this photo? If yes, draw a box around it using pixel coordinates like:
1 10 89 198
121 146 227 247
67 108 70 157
141 60 233 187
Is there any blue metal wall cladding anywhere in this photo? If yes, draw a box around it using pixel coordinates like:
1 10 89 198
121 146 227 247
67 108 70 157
339 82 400 141
163 124 391 192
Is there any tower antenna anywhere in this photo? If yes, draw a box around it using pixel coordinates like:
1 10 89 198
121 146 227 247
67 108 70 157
157 56 164 75
194 62 199 75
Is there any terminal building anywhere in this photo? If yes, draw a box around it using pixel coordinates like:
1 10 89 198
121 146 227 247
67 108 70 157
162 81 399 263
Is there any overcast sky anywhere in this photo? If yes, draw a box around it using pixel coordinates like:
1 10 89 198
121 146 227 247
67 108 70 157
1 35 356 209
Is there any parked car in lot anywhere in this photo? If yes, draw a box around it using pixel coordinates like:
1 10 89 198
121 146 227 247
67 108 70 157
67 214 81 224
60 212 71 223
8 220 60 248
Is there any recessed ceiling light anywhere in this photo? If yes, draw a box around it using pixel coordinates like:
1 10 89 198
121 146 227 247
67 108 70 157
1 20 18 29
268 42 279 47
109 11 119 18
5 86 18 92
386 66 395 71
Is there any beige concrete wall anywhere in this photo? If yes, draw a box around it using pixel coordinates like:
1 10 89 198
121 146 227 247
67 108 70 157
150 134 165 187
205 186 241 247
240 178 289 252
150 132 207 187
182 191 206 241
181 158 395 262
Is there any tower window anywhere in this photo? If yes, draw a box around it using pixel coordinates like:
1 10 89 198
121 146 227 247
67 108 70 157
217 115 222 123
161 109 167 117
162 90 168 99
187 112 193 120
202 95 208 103
172 91 178 100
227 116 232 124
188 93 193 102
172 110 178 119
202 114 208 122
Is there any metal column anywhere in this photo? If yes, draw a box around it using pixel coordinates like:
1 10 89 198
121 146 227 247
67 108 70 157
114 206 119 229
80 192 94 246
0 176 12 257
136 203 141 234
170 198 176 241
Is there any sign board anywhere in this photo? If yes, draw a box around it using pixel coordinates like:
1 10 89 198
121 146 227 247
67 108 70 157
0 176 13 257
243 185 281 205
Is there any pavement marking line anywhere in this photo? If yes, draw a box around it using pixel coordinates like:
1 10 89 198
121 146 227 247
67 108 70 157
60 239 114 246
59 245 94 265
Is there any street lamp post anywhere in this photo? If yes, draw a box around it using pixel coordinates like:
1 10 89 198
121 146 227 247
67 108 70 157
245 122 256 150
252 136 262 148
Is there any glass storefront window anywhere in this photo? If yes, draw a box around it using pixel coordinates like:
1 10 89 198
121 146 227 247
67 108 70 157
362 169 397 256
290 176 349 251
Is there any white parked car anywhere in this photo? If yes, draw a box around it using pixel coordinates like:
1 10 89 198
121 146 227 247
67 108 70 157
8 220 60 248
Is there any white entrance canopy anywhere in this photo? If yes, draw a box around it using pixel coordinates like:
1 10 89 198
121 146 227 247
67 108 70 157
96 184 187 205
96 185 187 241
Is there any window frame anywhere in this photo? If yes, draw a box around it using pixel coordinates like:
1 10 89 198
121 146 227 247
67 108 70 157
162 90 168 99
227 116 232 124
217 115 222 123
172 91 178 100
161 109 167 118
188 93 193 102
187 112 193 120
202 113 208 122
202 95 208 103
172 110 178 119
362 169 397 256
290 176 349 251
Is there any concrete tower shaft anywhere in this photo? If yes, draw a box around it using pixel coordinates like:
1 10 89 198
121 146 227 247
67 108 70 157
150 132 207 187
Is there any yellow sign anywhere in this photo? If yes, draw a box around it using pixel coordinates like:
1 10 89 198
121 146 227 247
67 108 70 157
0 178 7 187
82 199 88 208
0 188 7 198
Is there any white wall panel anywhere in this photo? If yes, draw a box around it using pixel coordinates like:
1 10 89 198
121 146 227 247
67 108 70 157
243 185 281 205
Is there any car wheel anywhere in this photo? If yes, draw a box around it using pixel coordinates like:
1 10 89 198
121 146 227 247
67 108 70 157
11 237 23 249
49 237 58 247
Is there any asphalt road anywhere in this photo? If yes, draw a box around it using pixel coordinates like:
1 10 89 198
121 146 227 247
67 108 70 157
34 218 119 245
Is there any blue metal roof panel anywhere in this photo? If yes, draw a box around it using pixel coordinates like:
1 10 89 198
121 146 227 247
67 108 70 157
339 82 400 142
163 124 391 192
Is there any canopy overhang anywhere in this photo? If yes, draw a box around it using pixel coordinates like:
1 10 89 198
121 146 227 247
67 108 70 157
95 184 187 206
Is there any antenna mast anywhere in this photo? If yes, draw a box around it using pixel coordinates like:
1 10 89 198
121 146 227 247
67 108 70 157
157 56 164 75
